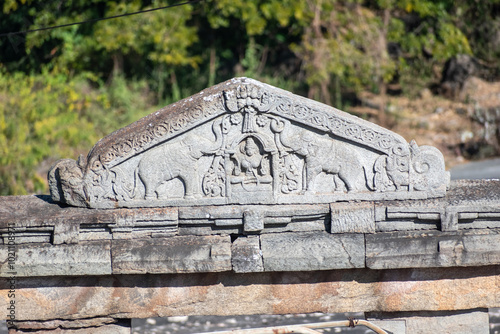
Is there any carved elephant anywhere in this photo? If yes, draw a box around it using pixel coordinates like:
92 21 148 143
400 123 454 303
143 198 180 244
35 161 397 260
137 122 222 200
276 120 365 193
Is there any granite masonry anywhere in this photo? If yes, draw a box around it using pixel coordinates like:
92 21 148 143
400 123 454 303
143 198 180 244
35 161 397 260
1 78 499 333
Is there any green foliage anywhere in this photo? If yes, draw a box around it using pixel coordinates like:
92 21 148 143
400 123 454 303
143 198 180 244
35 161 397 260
205 0 306 35
0 70 155 195
0 0 499 194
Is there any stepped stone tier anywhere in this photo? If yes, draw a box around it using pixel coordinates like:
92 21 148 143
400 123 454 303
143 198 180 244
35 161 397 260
48 77 450 208
1 78 499 333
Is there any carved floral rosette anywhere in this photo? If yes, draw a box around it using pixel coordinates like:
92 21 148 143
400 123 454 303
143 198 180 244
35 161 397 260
48 77 450 208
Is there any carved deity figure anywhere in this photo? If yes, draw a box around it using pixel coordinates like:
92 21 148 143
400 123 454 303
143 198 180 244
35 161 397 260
231 137 272 189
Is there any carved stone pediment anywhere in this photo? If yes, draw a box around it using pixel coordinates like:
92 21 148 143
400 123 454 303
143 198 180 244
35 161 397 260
49 77 450 208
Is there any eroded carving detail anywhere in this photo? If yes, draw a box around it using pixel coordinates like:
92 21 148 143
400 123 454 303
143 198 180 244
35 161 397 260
202 156 226 197
230 137 273 192
137 119 223 200
49 78 450 208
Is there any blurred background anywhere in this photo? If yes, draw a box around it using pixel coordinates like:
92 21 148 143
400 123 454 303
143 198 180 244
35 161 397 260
1 0 499 193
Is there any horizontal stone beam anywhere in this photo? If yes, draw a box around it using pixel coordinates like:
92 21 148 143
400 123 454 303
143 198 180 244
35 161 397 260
2 229 500 277
366 229 500 269
0 266 498 321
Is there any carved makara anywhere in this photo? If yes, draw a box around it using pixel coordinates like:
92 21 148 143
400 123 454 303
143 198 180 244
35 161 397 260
48 77 450 208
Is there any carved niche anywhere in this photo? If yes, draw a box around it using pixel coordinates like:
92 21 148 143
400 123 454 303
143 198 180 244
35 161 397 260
48 78 450 208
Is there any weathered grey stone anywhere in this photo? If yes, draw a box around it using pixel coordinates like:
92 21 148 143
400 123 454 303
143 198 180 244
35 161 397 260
261 231 365 271
9 321 131 334
178 204 330 234
260 218 327 234
12 317 119 330
366 230 500 269
376 220 438 232
53 220 79 244
367 310 490 334
243 209 264 233
330 202 375 233
111 235 232 274
178 225 242 236
2 267 498 321
47 77 450 209
0 240 111 277
231 236 263 273
441 209 459 231
1 230 52 244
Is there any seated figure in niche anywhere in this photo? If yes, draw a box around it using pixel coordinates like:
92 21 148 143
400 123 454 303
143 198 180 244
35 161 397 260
231 137 272 188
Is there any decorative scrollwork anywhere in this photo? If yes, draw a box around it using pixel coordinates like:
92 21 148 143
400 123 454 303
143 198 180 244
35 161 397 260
203 156 226 197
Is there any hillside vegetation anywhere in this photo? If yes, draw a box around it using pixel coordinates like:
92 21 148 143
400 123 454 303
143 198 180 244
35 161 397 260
1 0 500 195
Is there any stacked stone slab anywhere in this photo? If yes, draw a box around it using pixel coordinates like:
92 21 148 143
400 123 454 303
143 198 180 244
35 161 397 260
0 78 498 333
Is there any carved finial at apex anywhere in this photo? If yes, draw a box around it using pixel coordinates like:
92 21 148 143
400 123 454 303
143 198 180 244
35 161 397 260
48 77 450 208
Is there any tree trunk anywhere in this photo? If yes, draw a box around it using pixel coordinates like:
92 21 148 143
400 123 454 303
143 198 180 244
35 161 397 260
209 46 216 87
377 7 391 126
107 53 124 85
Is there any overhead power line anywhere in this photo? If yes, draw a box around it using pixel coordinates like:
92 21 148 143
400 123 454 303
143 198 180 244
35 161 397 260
0 0 202 38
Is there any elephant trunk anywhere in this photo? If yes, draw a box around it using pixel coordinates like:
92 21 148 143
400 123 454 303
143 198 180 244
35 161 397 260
273 118 298 152
202 118 224 154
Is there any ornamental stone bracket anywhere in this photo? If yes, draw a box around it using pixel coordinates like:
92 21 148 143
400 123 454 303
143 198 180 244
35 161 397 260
48 77 450 209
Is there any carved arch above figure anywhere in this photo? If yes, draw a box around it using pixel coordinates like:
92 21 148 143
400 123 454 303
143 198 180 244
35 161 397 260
48 77 450 208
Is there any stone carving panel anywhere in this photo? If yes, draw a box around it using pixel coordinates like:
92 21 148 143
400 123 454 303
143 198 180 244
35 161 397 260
48 77 450 208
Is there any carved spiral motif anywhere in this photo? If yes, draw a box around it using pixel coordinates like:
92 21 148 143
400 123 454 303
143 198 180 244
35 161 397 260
392 143 410 156
361 129 376 142
91 159 105 171
294 105 310 119
136 133 153 148
310 112 327 127
188 105 204 120
327 117 345 133
171 114 188 131
345 125 361 139
153 122 170 137
112 140 133 156
377 135 393 149
277 99 292 114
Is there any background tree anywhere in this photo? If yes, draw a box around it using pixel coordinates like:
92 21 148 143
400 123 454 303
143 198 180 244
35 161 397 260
0 0 497 195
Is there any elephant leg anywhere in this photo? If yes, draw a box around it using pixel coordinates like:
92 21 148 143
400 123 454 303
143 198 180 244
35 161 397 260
305 164 321 193
181 168 200 199
143 180 158 200
338 169 355 192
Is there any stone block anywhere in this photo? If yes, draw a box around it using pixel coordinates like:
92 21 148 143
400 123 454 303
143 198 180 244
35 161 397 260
231 236 263 273
366 230 500 269
53 220 79 244
0 240 111 277
261 231 365 271
243 209 264 233
112 235 232 274
367 309 489 334
9 321 131 334
330 202 375 233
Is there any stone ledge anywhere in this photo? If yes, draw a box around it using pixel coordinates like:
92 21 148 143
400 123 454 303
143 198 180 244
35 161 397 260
1 180 499 277
112 235 231 274
1 267 498 321
366 229 500 269
0 240 111 277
